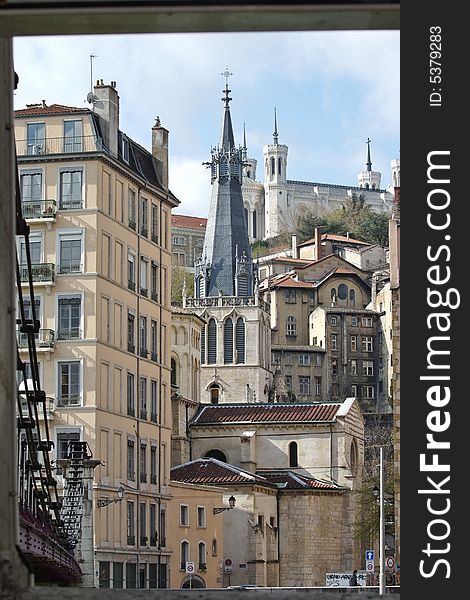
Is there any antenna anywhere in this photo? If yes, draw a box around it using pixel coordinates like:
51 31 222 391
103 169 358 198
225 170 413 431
89 54 97 93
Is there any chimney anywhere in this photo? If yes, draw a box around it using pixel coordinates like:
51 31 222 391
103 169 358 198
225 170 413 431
291 233 297 258
152 116 169 190
314 227 322 261
93 80 120 157
240 431 257 473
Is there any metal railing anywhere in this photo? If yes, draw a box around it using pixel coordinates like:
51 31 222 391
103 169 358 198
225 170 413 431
19 262 55 284
22 199 56 219
16 135 103 156
17 328 55 349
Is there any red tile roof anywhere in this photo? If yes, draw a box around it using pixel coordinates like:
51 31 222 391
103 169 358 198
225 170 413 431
172 214 207 229
298 233 370 247
171 458 274 487
15 104 89 116
191 402 342 426
269 275 314 290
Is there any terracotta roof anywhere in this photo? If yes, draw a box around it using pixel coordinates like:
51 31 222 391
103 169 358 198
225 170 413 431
170 458 275 487
257 470 344 491
190 402 343 426
298 233 371 247
15 104 89 116
269 275 314 290
172 214 207 229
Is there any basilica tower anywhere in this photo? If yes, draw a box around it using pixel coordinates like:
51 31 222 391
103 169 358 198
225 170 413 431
357 138 382 190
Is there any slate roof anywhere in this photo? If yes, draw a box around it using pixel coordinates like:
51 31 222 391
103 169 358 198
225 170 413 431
257 470 344 491
190 402 346 426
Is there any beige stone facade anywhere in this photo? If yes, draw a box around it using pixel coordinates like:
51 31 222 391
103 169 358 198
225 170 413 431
14 85 179 589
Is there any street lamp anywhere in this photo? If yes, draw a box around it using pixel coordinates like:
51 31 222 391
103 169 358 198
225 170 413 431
372 447 386 595
97 486 125 508
213 495 236 514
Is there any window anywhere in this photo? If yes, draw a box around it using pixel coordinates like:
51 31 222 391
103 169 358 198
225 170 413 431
351 316 358 326
362 336 374 352
197 506 206 528
289 441 299 467
224 318 233 364
362 316 373 327
139 443 147 482
285 375 292 390
151 320 158 362
140 197 148 237
56 429 80 459
150 379 158 423
127 311 135 353
160 508 167 547
57 296 81 339
58 232 83 273
330 316 337 326
314 376 321 396
212 538 218 557
314 354 322 367
200 326 205 365
172 236 186 245
235 318 245 364
128 252 136 291
298 353 311 365
139 316 148 357
59 169 83 209
150 504 157 546
140 257 148 296
351 385 358 397
198 542 207 570
122 136 129 163
350 359 358 375
285 289 296 303
271 352 281 365
127 439 135 481
151 261 158 301
180 541 189 570
151 204 158 243
362 360 374 376
126 563 136 589
331 358 338 375
150 444 157 484
127 501 135 545
349 288 356 306
351 335 357 351
63 119 82 152
140 503 147 545
331 334 337 351
171 357 177 387
299 376 310 395
57 361 81 406
19 232 42 266
20 171 43 213
338 283 348 301
362 385 375 399
27 122 45 155
285 352 292 365
207 318 217 364
98 562 110 588
113 562 124 588
128 189 136 229
127 372 135 416
139 377 147 419
286 316 297 337
180 505 189 527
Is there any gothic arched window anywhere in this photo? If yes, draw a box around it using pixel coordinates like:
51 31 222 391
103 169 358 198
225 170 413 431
207 318 217 364
278 157 282 176
200 326 205 364
270 156 275 176
224 318 233 364
289 441 299 467
349 288 356 307
236 317 246 364
252 210 257 238
171 357 177 387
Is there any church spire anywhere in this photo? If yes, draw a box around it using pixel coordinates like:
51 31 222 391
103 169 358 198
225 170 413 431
366 137 372 172
273 107 279 145
196 69 253 299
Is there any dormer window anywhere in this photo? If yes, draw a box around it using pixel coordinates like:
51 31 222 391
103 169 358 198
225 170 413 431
122 136 129 163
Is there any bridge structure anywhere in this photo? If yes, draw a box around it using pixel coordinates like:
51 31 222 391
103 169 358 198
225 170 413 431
15 147 85 585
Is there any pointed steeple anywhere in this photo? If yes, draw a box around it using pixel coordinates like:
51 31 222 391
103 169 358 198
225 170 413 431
273 107 279 145
242 122 247 161
196 69 253 298
366 137 372 172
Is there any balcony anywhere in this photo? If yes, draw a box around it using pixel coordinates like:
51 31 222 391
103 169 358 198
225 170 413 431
17 328 55 350
19 262 55 286
16 135 103 157
57 329 82 341
22 199 57 221
56 395 81 408
18 395 54 420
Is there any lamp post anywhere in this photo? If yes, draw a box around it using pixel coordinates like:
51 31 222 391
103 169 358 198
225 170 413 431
213 495 236 515
372 447 386 595
97 486 125 508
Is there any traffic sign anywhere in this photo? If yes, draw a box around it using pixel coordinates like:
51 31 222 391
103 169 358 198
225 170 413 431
365 550 374 561
386 556 395 570
185 561 195 574
366 560 374 572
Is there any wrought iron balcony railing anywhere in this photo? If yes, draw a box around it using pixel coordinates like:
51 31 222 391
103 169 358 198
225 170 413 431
19 262 55 285
56 395 81 408
22 199 57 220
17 328 55 349
16 135 104 157
18 395 54 419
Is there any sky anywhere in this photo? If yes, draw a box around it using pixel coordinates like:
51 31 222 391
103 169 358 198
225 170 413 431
13 30 399 218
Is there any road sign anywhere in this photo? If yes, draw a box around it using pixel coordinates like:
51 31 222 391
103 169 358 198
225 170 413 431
185 561 195 574
386 556 395 570
366 560 374 572
225 558 232 566
365 550 374 561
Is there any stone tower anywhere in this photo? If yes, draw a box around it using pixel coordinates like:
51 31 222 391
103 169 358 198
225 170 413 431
357 137 382 190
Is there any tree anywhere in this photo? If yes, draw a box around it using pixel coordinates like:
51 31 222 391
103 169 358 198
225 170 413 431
171 265 194 306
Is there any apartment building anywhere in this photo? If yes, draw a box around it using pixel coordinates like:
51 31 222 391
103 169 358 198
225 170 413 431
14 81 178 588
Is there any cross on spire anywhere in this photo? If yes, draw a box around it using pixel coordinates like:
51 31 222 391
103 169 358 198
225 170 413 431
221 66 233 108
366 137 372 172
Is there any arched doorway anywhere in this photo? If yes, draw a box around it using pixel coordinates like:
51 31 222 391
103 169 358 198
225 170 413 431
181 575 205 588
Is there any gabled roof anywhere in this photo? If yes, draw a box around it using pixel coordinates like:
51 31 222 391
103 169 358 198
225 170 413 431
170 458 275 488
15 104 89 117
298 233 371 248
172 214 207 229
190 401 350 427
257 470 344 491
315 267 371 289
268 274 314 290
